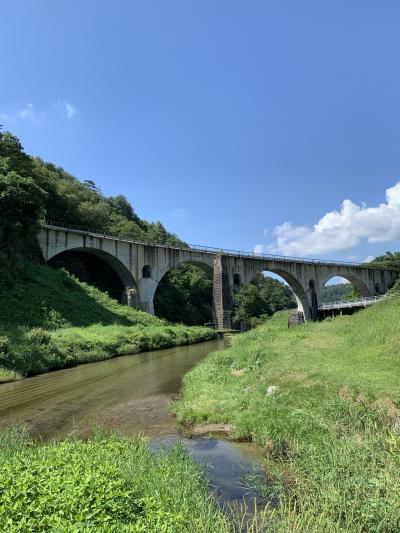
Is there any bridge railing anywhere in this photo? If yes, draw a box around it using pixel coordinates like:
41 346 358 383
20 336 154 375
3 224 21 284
41 220 396 269
318 296 386 310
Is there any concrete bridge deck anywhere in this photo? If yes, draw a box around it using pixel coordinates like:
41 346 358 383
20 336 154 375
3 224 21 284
37 222 400 328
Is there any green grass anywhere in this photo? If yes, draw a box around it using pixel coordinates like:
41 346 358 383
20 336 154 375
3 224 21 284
175 297 400 532
0 428 230 532
0 263 216 381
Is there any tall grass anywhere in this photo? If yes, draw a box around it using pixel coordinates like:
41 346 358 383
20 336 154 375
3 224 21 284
0 263 216 381
175 297 400 531
0 428 230 532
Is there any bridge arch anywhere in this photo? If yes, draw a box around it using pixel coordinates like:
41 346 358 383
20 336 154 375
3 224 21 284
48 247 140 307
248 267 311 319
321 273 372 298
151 260 214 324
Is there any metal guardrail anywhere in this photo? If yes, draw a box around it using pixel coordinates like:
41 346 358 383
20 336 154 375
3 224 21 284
41 220 398 270
318 296 386 311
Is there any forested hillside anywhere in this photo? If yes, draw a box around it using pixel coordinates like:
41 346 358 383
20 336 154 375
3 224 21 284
0 131 205 323
319 282 353 303
232 274 296 329
0 130 216 381
0 130 297 327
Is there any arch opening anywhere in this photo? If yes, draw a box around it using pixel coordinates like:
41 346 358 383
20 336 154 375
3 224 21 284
48 248 139 306
233 273 241 288
142 265 152 278
154 261 213 326
320 275 369 304
232 270 298 329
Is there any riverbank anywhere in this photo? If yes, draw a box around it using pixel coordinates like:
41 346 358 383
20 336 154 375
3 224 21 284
175 297 400 532
0 337 269 531
0 428 231 532
0 263 216 382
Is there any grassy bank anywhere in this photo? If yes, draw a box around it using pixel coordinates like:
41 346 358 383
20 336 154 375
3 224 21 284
175 297 400 532
0 428 229 532
0 263 216 382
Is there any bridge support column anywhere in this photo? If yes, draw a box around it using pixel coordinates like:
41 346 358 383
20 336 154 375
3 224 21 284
139 300 155 315
124 288 140 309
137 278 157 315
213 256 233 329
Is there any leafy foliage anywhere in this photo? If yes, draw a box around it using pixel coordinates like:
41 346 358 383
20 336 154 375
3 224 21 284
364 251 400 296
232 274 296 329
0 132 47 281
154 264 213 325
367 250 400 269
0 431 228 532
31 156 183 245
319 283 354 303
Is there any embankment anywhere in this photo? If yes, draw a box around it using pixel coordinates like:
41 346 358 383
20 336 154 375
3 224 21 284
175 298 400 532
0 263 216 382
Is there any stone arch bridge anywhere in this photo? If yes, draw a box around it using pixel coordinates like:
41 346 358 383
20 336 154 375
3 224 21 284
38 223 399 329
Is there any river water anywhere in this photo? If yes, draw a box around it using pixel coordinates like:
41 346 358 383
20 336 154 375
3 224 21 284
0 339 266 516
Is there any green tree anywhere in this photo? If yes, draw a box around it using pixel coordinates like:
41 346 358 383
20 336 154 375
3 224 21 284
319 283 355 303
154 264 213 325
232 274 296 329
367 251 400 269
0 132 47 281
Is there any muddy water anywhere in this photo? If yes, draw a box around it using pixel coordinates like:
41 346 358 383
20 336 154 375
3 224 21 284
0 339 266 513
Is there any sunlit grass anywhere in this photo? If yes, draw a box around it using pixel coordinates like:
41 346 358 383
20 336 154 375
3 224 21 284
0 263 216 381
175 298 400 531
0 428 230 532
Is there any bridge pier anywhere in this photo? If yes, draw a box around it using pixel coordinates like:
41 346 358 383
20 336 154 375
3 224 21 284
124 287 140 308
137 278 158 315
213 256 233 329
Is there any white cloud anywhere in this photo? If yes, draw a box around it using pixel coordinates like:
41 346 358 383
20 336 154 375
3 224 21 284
0 103 44 124
18 103 36 120
1 100 77 126
63 101 77 119
0 111 15 124
265 182 400 256
363 255 375 263
53 101 77 119
172 208 186 219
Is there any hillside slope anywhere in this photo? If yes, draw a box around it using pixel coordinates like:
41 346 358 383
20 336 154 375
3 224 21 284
0 263 216 382
176 297 400 531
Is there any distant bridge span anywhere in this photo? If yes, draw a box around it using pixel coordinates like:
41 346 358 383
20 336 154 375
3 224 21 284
37 223 399 328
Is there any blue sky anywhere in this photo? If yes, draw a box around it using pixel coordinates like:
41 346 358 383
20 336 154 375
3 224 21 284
2 1 400 264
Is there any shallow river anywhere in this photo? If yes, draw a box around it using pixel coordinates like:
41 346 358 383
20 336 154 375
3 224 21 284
0 339 265 514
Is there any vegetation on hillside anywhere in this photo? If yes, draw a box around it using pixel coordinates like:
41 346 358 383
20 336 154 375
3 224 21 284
0 429 229 532
319 282 353 303
1 131 206 320
0 262 216 382
175 297 400 531
0 131 309 326
232 274 296 329
155 264 213 325
368 251 400 269
0 132 47 282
